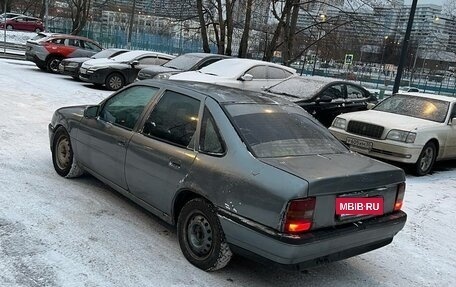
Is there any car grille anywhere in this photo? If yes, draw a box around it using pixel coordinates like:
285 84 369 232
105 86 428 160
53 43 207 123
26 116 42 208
347 121 384 139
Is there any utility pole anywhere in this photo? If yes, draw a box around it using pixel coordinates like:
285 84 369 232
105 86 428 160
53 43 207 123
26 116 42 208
3 0 6 54
45 0 49 32
127 0 136 49
393 0 418 94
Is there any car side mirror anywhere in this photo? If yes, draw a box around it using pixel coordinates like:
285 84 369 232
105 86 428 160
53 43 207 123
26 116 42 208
240 74 253 81
84 105 99 118
451 117 456 126
316 95 332 104
130 60 140 66
367 103 376 110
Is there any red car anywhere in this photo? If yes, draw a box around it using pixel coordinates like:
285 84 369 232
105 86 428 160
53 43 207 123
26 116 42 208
0 16 44 32
26 34 103 73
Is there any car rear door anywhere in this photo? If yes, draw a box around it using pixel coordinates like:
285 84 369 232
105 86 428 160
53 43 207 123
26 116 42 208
241 65 270 91
125 89 203 213
344 84 371 113
76 86 160 189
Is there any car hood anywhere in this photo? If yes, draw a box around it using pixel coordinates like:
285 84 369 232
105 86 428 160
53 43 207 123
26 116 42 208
260 153 404 196
62 57 91 64
170 71 232 82
141 66 181 74
82 58 129 68
339 110 440 131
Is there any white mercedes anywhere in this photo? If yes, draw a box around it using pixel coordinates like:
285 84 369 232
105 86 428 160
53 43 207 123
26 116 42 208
329 93 456 175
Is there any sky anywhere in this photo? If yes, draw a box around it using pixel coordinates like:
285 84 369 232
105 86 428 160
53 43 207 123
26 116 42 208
404 0 445 5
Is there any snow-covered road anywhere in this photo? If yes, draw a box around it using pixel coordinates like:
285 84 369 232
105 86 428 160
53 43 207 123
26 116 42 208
0 59 455 287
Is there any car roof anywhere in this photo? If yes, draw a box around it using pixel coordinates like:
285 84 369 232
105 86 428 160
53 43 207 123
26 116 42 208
48 34 96 41
180 52 229 59
116 50 174 59
136 80 295 105
397 92 456 103
204 58 297 74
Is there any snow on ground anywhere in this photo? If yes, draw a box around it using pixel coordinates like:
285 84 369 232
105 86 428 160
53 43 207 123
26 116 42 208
0 30 37 45
0 58 455 287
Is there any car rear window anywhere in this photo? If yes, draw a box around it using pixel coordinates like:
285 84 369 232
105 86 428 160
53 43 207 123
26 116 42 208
225 104 347 158
373 94 450 123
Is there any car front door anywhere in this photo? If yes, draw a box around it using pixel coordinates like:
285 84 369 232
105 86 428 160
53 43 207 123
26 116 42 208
443 104 456 158
125 89 202 213
76 86 160 189
241 65 269 91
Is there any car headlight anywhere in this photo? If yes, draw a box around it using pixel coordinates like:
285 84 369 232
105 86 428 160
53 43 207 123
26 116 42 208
154 73 172 80
386 130 416 143
67 62 79 68
332 117 347 130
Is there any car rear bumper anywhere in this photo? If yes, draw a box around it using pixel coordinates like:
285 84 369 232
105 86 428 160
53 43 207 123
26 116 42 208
218 210 406 269
329 128 422 164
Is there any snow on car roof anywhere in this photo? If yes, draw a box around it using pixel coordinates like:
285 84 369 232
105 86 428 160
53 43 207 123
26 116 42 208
398 92 456 103
112 50 174 61
266 76 344 99
199 58 296 78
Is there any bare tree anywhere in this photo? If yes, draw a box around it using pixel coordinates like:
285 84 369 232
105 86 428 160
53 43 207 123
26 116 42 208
66 0 92 35
238 0 254 57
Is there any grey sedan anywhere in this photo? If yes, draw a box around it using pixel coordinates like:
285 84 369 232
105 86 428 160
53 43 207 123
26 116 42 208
49 80 407 271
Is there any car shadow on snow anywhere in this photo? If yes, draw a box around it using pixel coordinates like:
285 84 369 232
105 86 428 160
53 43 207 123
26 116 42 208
70 173 392 286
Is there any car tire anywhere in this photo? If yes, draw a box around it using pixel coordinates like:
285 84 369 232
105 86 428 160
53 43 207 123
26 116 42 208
414 141 437 176
46 55 62 74
105 73 125 91
52 127 84 178
35 27 42 33
6 25 13 30
177 198 233 271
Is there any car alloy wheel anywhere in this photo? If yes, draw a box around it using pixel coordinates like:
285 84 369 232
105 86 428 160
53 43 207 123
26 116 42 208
414 142 437 176
106 73 124 91
35 27 41 33
46 56 62 73
6 25 13 30
177 198 232 271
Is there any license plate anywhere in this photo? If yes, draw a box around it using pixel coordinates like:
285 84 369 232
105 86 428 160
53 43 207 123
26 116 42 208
346 137 373 150
336 197 383 217
80 68 87 74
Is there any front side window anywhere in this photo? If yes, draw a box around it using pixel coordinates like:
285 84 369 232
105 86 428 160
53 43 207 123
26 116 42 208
199 108 224 154
142 91 200 147
100 86 159 130
225 104 347 158
245 66 268 79
321 84 344 100
139 57 162 65
374 94 450 123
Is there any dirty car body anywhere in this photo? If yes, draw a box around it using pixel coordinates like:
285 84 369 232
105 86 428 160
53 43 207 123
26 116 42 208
49 80 407 270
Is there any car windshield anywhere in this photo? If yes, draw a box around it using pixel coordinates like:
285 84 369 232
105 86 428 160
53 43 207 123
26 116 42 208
373 94 450 123
163 54 204 70
93 49 125 59
266 77 332 100
225 104 347 158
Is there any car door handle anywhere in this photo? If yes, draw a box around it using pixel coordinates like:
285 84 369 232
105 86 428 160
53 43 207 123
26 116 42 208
168 159 181 169
117 140 126 147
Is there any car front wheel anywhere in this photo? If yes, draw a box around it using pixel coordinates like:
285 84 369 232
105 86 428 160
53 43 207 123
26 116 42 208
105 73 125 91
52 127 84 178
6 25 13 30
177 198 233 271
414 141 437 176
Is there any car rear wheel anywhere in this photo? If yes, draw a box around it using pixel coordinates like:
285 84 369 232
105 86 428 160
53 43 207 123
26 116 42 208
414 142 437 176
46 56 62 73
52 127 84 178
105 73 125 91
177 198 233 271
6 25 13 30
35 27 42 33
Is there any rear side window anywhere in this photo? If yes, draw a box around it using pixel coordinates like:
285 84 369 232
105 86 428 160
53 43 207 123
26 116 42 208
199 108 225 155
225 104 346 158
84 41 102 52
142 91 200 147
245 66 268 79
268 67 289 79
347 85 366 99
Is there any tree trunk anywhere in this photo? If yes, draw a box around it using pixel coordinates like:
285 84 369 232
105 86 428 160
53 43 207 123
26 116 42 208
196 0 211 53
225 0 235 56
238 0 253 58
71 0 91 35
263 0 293 61
216 0 225 55
284 0 300 66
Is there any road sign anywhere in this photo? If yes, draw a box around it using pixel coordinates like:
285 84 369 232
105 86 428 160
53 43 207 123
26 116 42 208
345 54 354 65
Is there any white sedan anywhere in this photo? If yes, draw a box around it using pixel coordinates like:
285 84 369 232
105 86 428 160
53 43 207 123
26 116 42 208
329 93 456 175
169 58 296 92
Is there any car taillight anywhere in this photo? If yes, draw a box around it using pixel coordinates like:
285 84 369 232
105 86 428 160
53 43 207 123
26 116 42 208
394 182 406 211
283 198 316 233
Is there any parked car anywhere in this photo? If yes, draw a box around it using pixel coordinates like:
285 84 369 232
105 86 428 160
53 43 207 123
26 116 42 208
169 58 296 92
329 92 456 175
400 86 420 93
264 76 378 127
0 16 44 32
79 50 174 90
26 34 103 73
137 53 229 80
59 48 129 80
49 80 406 271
